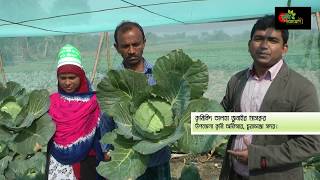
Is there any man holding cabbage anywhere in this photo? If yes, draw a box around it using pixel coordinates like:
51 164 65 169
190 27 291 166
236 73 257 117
109 21 172 180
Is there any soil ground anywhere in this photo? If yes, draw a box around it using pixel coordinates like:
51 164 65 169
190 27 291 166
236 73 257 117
170 153 223 180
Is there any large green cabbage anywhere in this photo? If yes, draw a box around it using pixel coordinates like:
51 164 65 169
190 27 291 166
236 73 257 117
134 100 174 140
1 101 22 120
96 49 224 179
0 81 55 179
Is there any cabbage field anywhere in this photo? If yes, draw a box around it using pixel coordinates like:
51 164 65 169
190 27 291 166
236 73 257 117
2 30 319 103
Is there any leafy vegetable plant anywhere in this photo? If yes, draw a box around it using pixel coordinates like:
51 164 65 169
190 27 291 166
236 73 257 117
96 49 224 179
0 81 55 180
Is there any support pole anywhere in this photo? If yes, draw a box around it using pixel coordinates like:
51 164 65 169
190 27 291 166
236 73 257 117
90 32 104 84
0 53 7 85
316 12 320 31
105 32 112 71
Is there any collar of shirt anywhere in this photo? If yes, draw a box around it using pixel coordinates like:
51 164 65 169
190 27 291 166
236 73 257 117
119 59 153 74
247 59 284 81
119 59 156 86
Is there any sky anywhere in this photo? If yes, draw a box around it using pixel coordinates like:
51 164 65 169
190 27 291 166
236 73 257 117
143 14 319 36
144 20 255 36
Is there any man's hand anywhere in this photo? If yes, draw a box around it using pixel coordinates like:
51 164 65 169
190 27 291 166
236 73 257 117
104 151 111 161
227 136 250 164
228 149 248 164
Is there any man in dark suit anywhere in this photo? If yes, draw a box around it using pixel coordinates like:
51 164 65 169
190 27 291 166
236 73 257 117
219 15 320 180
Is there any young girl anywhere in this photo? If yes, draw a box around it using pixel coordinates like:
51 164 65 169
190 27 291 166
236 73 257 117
47 44 106 180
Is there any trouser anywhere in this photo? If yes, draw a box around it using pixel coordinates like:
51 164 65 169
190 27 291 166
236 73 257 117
136 162 171 180
230 172 249 180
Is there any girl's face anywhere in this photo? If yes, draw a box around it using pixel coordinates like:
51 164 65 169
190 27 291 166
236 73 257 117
58 73 80 93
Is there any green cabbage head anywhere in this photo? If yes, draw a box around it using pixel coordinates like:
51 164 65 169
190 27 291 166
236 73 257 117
0 101 22 119
134 100 175 140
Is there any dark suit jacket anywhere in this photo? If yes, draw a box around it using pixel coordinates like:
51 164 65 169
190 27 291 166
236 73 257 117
219 63 320 180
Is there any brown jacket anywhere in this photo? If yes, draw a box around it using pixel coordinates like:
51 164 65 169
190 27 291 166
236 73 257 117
219 63 320 180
